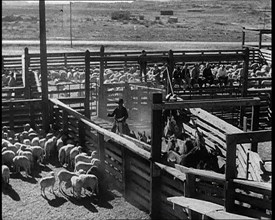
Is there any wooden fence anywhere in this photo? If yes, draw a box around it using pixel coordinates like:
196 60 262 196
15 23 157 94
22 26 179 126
47 96 271 219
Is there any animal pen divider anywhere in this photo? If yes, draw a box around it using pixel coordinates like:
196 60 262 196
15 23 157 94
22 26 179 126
48 93 271 220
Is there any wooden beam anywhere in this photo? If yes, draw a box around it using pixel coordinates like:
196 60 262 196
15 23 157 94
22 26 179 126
152 97 261 110
150 93 163 219
23 47 30 99
226 130 271 145
84 50 90 118
39 0 49 133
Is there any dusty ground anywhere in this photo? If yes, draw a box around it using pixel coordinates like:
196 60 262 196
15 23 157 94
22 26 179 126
2 158 151 220
2 0 271 42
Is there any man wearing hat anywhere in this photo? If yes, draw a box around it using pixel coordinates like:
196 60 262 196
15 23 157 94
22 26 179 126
107 98 129 134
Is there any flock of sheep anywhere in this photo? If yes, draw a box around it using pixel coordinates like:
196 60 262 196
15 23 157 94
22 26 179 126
2 123 104 200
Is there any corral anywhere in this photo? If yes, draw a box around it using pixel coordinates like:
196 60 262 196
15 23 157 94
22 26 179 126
2 46 272 219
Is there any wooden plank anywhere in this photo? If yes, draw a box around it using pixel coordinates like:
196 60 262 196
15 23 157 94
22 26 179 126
196 181 224 198
196 193 225 206
104 141 122 157
174 164 225 183
130 156 150 176
105 155 122 172
129 172 150 190
105 147 122 164
130 162 151 182
153 98 261 110
156 162 186 182
233 179 271 196
232 204 270 219
206 210 256 220
104 163 122 181
128 181 150 201
127 190 150 211
234 192 271 210
227 130 271 144
167 196 224 214
160 174 185 194
160 183 184 197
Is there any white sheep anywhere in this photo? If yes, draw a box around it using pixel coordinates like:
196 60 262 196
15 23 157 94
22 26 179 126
28 132 38 141
69 146 82 168
2 165 10 185
18 150 33 167
2 150 16 168
23 139 31 146
29 146 44 164
63 144 75 166
71 175 82 198
6 144 19 154
44 136 57 160
58 146 66 166
13 155 31 176
56 137 64 152
74 151 97 165
78 174 99 196
39 171 55 196
57 169 85 192
91 158 101 167
39 138 46 150
74 161 94 173
31 137 40 146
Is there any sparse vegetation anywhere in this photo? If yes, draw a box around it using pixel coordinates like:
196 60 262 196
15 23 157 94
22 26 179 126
111 10 131 21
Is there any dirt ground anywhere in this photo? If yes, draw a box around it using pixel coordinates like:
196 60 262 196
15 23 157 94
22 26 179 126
2 159 150 220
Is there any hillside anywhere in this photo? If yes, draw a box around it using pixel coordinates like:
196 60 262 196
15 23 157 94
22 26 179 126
2 0 272 42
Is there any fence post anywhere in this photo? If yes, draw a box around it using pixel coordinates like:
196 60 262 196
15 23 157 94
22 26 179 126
240 47 250 127
225 134 237 213
243 116 247 132
167 49 174 95
39 0 50 133
251 105 260 152
121 147 130 200
84 50 90 118
64 53 67 69
97 132 106 179
150 93 162 219
62 110 69 134
9 103 14 130
98 46 105 118
242 27 245 48
78 120 86 148
185 173 199 219
23 47 31 99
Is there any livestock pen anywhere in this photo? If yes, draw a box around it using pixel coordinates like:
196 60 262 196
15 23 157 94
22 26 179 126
3 95 270 219
2 47 271 219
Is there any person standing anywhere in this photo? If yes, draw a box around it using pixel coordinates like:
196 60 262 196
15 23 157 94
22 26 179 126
202 63 215 86
216 65 228 86
107 98 129 134
138 50 147 82
190 63 202 88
